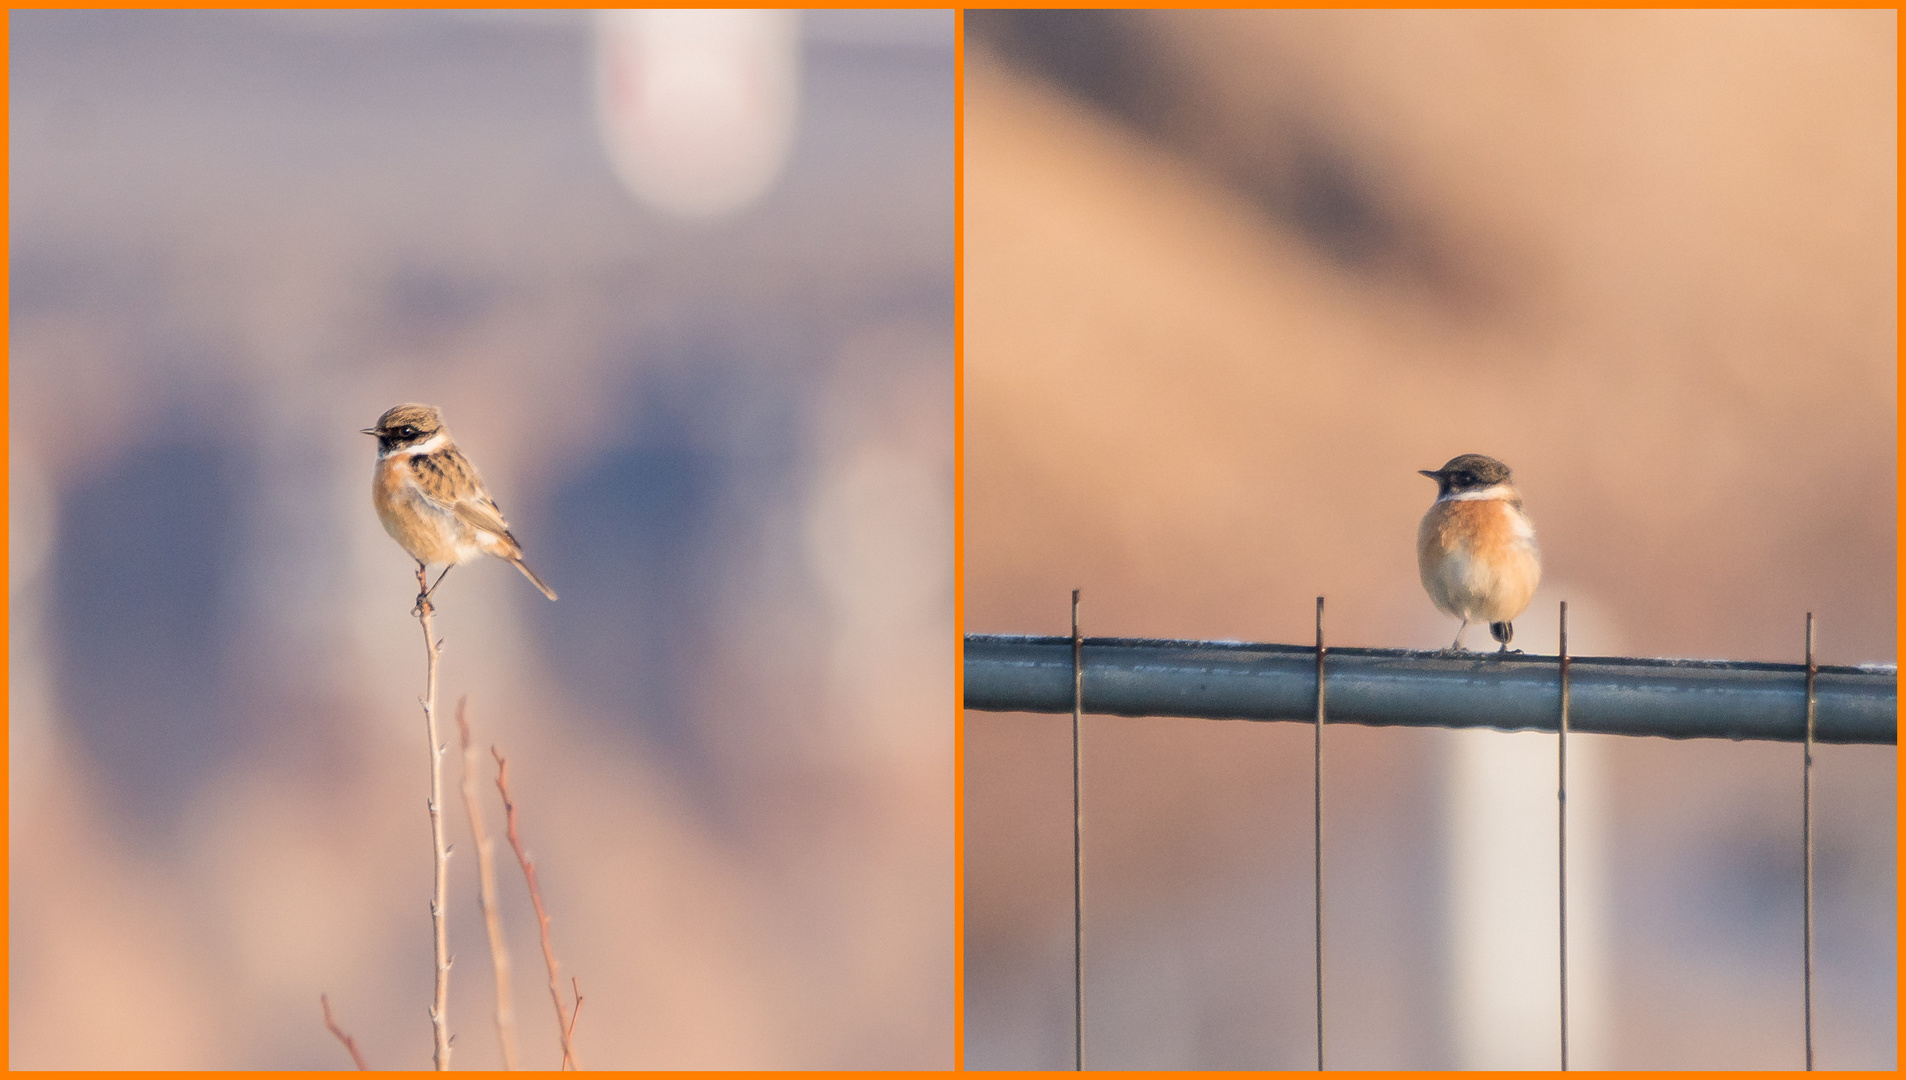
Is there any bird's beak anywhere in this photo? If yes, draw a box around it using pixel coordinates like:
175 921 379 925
361 428 381 436
1418 469 1440 480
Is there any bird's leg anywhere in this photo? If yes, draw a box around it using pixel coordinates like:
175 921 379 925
423 563 454 600
412 561 432 617
1448 619 1469 652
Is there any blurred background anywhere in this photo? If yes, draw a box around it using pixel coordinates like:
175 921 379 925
962 9 1893 1071
11 9 952 1069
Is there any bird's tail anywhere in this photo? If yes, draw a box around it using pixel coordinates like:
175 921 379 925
510 556 559 601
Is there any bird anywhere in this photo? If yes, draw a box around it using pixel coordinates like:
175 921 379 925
1416 453 1539 652
363 403 558 602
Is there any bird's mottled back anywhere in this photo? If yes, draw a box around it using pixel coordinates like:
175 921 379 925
364 400 557 600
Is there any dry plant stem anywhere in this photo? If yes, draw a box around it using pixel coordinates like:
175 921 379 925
494 747 580 1070
565 977 584 1048
457 696 521 1070
416 564 453 1071
321 993 371 1071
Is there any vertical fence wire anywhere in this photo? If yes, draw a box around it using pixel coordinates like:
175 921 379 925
1016 601 1850 1071
1803 612 1816 1071
1071 589 1085 1072
1558 600 1570 1071
1313 596 1326 1072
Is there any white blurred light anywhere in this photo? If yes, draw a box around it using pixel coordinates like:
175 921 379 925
805 445 951 629
804 442 953 763
1447 585 1616 1068
593 9 800 220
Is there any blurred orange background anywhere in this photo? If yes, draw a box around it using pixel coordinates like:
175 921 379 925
962 9 1893 1070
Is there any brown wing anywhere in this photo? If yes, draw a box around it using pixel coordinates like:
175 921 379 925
407 447 470 508
409 446 519 544
452 497 517 545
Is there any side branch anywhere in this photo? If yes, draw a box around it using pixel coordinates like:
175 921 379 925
321 993 371 1071
494 748 580 1070
564 977 584 1052
458 697 520 1069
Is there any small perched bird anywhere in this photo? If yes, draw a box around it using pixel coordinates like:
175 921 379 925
1416 453 1538 652
364 403 558 601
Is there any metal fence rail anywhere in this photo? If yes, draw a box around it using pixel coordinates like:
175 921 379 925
964 634 1896 745
968 611 1893 1070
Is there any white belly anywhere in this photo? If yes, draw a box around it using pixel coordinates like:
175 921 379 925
1422 548 1538 622
1418 501 1541 623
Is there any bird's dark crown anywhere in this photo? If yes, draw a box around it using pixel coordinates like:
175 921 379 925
364 403 445 453
1420 453 1513 496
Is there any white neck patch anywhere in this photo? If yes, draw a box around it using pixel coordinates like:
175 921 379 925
381 431 447 459
1438 483 1516 504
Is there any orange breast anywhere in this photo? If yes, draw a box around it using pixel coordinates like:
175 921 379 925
1416 497 1541 622
372 457 472 565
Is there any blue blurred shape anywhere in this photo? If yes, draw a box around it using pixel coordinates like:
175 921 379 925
53 441 245 826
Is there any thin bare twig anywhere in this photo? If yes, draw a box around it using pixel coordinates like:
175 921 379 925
564 977 584 1050
321 993 371 1071
494 747 580 1070
416 565 453 1071
458 697 521 1069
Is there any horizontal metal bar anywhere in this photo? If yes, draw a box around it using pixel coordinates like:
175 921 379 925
964 635 1896 745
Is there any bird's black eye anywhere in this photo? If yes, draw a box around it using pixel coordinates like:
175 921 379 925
400 426 416 437
1458 472 1474 486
